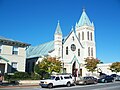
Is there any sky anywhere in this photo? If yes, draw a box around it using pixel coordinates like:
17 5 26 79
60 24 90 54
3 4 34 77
0 0 120 63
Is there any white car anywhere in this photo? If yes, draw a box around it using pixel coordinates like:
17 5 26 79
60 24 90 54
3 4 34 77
40 74 75 88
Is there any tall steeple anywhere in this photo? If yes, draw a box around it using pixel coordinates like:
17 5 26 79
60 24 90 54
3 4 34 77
54 21 62 58
77 9 92 27
55 20 62 35
75 9 96 59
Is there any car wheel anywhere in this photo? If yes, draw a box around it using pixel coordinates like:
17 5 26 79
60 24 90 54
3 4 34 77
94 81 97 84
84 81 87 85
112 79 114 82
73 82 76 86
66 82 71 87
104 80 107 83
48 83 53 89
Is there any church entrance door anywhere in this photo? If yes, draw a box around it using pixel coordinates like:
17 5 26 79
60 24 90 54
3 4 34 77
72 61 78 81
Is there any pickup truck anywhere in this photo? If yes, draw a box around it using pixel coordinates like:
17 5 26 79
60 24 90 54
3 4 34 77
40 74 75 88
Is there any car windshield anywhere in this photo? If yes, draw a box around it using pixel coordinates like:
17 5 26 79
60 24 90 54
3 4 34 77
45 76 55 80
50 76 56 80
78 77 84 80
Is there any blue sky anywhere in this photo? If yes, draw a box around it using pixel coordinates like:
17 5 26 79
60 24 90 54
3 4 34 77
0 0 120 63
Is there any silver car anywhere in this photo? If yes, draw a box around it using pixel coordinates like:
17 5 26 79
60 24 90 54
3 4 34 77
75 76 97 85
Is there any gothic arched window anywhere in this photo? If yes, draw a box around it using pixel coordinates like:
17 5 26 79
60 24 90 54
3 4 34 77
66 46 68 55
88 47 90 56
91 47 93 56
78 33 80 40
87 31 89 40
78 49 80 56
91 32 93 41
82 32 84 40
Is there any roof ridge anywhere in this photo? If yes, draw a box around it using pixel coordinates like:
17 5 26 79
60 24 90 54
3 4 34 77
26 41 54 59
34 41 54 47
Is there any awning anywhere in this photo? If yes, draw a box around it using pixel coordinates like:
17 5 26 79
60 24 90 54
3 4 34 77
0 56 9 62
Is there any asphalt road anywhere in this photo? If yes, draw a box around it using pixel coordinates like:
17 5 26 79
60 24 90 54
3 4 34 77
1 82 120 90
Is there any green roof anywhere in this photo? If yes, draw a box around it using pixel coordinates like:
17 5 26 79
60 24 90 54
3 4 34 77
69 55 80 64
26 41 54 59
26 32 83 59
0 56 9 62
55 21 62 35
77 9 92 27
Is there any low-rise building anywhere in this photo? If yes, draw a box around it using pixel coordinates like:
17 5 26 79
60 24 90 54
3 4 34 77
0 36 30 76
97 63 120 75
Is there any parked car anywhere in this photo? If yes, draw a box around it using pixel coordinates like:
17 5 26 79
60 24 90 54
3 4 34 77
98 75 114 83
75 76 98 85
99 72 107 78
110 74 120 81
115 75 120 81
40 74 75 88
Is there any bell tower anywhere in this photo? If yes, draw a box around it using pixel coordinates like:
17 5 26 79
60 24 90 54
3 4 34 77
75 9 96 58
54 21 62 58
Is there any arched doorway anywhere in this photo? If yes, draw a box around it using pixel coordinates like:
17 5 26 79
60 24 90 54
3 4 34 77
72 61 77 77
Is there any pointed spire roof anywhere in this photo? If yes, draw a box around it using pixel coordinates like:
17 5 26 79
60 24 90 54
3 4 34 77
55 20 62 35
92 21 94 27
78 9 92 27
71 26 74 31
75 22 78 27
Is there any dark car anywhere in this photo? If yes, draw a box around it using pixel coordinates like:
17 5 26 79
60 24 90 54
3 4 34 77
98 75 114 83
111 74 117 77
115 75 120 81
110 74 120 81
75 76 98 85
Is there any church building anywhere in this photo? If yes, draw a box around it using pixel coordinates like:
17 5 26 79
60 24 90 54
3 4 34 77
26 9 96 77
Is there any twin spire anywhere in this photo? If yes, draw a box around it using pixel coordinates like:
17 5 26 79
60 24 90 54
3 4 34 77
76 9 94 27
55 9 94 35
55 20 62 35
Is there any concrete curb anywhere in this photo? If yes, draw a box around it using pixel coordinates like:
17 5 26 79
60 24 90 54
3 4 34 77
0 85 40 89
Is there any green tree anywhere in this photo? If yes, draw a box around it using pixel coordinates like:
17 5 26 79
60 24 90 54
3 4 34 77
34 57 62 79
110 62 120 73
85 57 100 73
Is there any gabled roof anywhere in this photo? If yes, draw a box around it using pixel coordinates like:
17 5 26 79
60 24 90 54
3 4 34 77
63 27 84 48
26 29 84 59
63 27 74 44
26 41 54 59
0 36 30 47
0 36 14 41
55 21 62 35
77 9 92 27
69 55 80 64
0 56 9 62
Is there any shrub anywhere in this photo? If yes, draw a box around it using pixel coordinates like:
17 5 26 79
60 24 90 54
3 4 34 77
30 73 41 80
13 72 30 80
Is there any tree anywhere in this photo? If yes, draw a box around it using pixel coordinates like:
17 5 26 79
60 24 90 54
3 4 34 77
34 62 47 79
110 62 120 73
85 57 100 73
34 57 62 79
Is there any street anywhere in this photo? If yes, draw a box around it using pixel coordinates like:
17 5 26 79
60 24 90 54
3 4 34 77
1 82 120 90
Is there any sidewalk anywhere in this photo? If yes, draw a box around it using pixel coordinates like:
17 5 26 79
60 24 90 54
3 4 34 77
0 85 40 89
0 82 40 89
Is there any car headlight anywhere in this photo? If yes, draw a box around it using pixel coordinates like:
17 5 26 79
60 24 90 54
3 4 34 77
45 82 48 84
